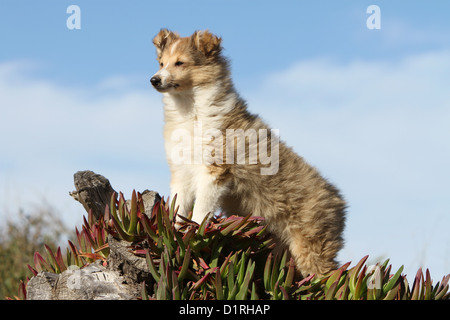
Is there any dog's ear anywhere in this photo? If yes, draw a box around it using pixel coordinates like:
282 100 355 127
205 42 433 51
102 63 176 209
153 28 179 59
190 30 222 58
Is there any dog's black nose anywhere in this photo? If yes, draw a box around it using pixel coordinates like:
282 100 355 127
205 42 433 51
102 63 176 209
150 76 161 87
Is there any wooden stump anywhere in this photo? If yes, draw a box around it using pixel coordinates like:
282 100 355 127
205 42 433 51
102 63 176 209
27 263 136 300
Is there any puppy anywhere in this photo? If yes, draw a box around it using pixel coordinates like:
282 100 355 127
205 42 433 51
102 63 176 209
150 29 346 276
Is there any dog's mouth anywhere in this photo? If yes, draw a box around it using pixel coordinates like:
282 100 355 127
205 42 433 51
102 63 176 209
154 84 179 93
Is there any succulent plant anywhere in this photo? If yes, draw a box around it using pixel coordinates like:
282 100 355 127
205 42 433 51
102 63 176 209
27 208 109 278
12 190 450 300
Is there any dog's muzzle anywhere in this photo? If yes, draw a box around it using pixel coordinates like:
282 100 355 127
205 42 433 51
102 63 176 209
150 76 162 88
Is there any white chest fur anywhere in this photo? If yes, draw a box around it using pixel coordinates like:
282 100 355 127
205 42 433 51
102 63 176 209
162 85 237 222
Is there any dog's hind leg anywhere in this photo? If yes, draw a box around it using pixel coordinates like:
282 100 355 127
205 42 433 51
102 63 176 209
286 227 342 277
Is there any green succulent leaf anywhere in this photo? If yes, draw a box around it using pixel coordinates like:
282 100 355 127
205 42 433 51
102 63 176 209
127 190 138 235
236 260 255 300
146 251 161 283
383 265 404 294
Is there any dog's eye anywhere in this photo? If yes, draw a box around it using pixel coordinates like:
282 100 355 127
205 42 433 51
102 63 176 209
160 62 164 67
175 61 184 66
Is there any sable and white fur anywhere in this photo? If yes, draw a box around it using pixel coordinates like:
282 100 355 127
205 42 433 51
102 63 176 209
150 29 346 276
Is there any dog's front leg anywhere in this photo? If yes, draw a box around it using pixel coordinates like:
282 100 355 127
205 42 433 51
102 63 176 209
191 170 226 223
170 173 195 222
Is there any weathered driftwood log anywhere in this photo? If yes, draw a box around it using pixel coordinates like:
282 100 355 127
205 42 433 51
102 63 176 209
69 170 161 221
69 170 116 221
27 262 136 300
27 170 161 300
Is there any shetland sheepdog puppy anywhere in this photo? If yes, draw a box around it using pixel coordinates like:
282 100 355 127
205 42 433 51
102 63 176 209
150 29 346 276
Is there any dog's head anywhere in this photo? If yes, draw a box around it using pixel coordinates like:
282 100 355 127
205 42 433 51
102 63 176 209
150 29 224 93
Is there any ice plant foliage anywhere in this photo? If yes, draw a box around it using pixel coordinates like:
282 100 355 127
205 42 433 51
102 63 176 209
27 210 109 277
11 190 450 300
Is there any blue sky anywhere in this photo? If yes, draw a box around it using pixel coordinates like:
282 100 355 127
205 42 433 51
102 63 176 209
1 1 450 280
